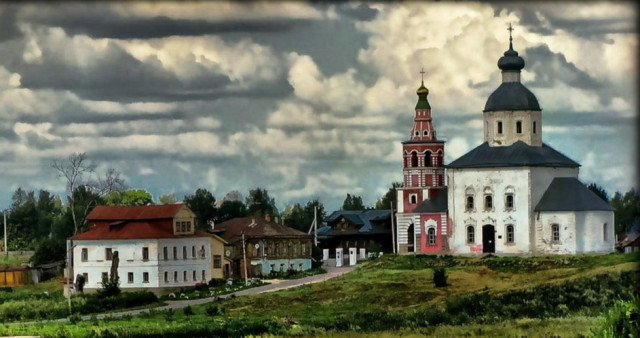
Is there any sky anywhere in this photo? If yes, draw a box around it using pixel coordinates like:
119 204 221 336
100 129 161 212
0 2 637 212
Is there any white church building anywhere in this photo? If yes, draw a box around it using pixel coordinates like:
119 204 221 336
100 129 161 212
396 29 614 255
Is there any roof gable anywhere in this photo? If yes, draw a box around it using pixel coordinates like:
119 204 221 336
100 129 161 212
534 177 613 212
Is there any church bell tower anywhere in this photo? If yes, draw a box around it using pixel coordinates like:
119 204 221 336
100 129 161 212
396 71 446 214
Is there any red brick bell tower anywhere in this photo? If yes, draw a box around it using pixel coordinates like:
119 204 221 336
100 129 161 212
397 71 445 214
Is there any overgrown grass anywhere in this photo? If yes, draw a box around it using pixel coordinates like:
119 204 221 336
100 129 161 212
0 253 637 336
0 254 31 266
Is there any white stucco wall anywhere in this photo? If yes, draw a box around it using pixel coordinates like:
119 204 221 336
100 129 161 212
576 210 615 253
73 237 212 290
448 168 532 254
535 211 577 254
73 239 160 289
484 110 542 147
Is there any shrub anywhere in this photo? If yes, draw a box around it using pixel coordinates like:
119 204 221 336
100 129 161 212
68 312 82 324
592 298 640 337
97 278 121 298
433 267 448 287
184 305 194 316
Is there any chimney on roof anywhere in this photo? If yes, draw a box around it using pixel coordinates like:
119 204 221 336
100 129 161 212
208 220 215 231
249 218 256 228
265 214 271 222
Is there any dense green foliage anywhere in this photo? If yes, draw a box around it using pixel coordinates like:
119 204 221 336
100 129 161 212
246 188 278 218
216 200 248 223
592 297 640 337
341 193 366 210
283 199 326 232
104 189 153 206
611 188 640 233
184 188 217 229
29 237 65 266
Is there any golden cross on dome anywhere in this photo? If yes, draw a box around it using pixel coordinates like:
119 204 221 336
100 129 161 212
507 23 514 42
420 68 425 83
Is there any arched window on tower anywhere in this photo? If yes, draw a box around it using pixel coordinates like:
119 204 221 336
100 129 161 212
411 152 418 167
436 150 443 166
516 121 522 134
497 121 503 134
423 130 429 136
533 121 537 134
424 151 432 167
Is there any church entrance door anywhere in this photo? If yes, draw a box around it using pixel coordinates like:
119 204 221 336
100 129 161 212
482 225 495 253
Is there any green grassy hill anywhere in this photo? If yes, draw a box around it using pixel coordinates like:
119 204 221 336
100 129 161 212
2 253 638 337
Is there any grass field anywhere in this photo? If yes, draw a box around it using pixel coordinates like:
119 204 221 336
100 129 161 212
1 253 638 337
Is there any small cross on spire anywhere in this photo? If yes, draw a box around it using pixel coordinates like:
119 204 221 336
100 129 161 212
507 23 514 48
420 68 425 84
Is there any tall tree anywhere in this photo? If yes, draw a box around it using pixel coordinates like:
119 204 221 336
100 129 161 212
184 188 217 229
586 183 610 202
6 188 61 249
611 189 640 234
217 200 248 223
284 199 326 232
158 193 177 204
342 193 365 211
375 182 402 210
105 189 153 206
246 188 278 217
51 153 125 234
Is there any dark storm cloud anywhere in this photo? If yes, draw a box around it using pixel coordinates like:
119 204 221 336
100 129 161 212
24 4 312 39
491 3 636 42
524 44 604 90
3 36 240 102
0 126 17 141
335 3 379 21
0 6 23 42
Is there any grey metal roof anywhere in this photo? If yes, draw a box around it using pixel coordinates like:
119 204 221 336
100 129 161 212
447 141 580 168
484 82 541 111
534 177 613 212
324 210 391 233
413 187 448 213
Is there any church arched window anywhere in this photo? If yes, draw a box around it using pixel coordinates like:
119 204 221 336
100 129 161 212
424 150 432 167
484 187 494 211
423 130 429 136
411 152 418 167
436 150 443 166
497 121 503 134
466 196 474 211
427 227 436 246
506 225 514 244
467 226 475 244
551 224 560 242
533 121 537 134
410 194 418 204
603 223 608 242
516 121 522 134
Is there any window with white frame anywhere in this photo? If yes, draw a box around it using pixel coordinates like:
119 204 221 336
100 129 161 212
410 194 418 204
174 271 178 282
142 247 149 261
552 224 560 242
505 194 514 210
127 272 134 283
427 227 436 246
485 195 493 210
466 196 474 211
506 225 514 244
143 272 149 283
467 226 475 244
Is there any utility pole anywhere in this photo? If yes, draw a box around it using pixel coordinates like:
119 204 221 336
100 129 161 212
390 202 396 254
241 232 248 286
3 211 7 257
313 206 318 247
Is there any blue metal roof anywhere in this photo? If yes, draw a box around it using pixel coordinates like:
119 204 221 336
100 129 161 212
325 210 391 233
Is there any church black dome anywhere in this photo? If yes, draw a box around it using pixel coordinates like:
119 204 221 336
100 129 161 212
484 82 541 111
497 48 525 71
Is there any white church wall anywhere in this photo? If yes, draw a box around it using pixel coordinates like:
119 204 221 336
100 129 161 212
576 210 614 253
448 167 531 254
530 167 579 208
535 212 577 254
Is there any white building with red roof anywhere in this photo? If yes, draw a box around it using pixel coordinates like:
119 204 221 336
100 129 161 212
69 203 219 292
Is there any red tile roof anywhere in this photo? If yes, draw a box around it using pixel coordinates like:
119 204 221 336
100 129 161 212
86 204 185 221
70 221 210 240
215 217 310 244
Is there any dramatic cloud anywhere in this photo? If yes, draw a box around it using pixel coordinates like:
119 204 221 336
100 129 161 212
0 2 635 211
